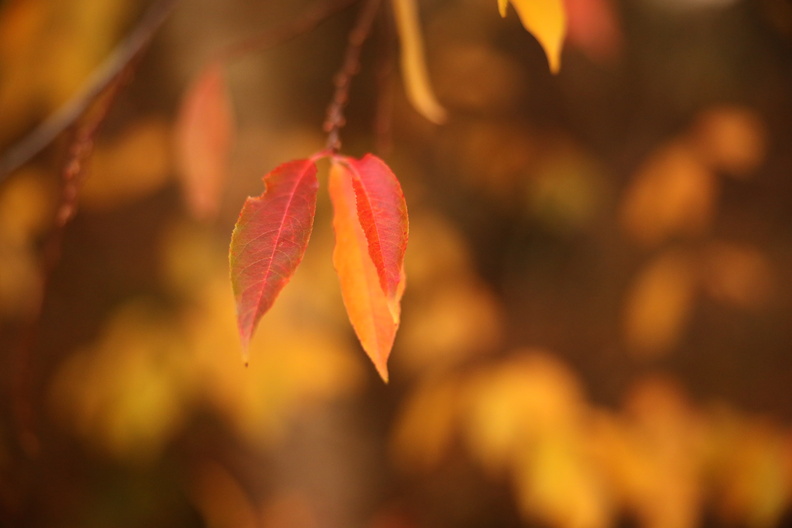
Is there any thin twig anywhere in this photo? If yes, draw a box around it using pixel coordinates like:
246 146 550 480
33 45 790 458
0 0 180 180
222 0 361 62
9 68 132 457
324 0 382 152
374 1 396 154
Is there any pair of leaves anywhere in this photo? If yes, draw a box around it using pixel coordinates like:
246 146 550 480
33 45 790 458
229 154 408 382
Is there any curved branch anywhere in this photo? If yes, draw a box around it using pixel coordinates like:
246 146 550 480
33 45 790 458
0 0 180 180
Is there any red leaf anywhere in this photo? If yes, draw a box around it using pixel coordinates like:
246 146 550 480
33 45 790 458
329 160 405 382
335 154 409 298
563 0 622 63
175 61 234 219
229 159 319 360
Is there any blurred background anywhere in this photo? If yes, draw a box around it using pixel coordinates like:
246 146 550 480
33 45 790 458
1 0 792 526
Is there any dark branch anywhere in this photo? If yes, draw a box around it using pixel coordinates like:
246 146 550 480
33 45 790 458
9 64 134 458
324 0 382 152
374 1 396 154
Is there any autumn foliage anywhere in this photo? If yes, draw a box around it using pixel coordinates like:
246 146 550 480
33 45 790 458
2 0 792 528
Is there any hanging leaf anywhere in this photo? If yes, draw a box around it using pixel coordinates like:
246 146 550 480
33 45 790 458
175 61 234 219
329 160 405 382
229 159 319 361
499 0 567 73
335 154 408 299
391 0 447 124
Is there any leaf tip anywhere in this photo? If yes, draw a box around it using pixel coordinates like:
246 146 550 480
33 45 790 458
240 339 251 366
548 52 562 74
376 363 390 384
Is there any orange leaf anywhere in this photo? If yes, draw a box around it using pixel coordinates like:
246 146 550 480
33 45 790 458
329 160 406 382
334 154 409 300
175 61 234 219
229 159 319 361
499 0 567 73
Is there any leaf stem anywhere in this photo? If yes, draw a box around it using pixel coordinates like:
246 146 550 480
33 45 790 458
374 0 396 154
324 0 382 153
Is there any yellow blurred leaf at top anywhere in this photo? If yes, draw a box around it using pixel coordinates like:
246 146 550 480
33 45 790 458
391 0 447 124
498 0 567 73
622 249 698 359
620 142 716 247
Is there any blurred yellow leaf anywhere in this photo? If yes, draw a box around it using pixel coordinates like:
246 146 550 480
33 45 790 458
620 142 716 247
691 106 767 177
514 436 609 528
83 118 172 209
390 377 462 471
0 246 41 318
702 241 774 309
391 0 447 124
499 0 567 73
622 250 698 358
463 351 584 475
49 300 192 460
189 461 258 528
399 282 502 373
619 378 705 528
0 169 55 244
180 255 364 446
0 170 53 318
706 411 791 528
528 140 605 232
